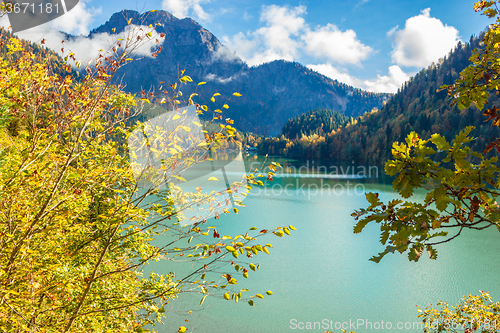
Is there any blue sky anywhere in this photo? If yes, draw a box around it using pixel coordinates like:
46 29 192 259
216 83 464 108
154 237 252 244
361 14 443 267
2 0 492 93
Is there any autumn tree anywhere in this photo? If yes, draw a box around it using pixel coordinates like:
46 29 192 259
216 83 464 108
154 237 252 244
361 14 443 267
0 18 292 333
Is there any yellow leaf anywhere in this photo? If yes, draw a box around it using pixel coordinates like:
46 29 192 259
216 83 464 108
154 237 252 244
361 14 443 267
208 177 218 181
172 115 181 120
233 92 242 97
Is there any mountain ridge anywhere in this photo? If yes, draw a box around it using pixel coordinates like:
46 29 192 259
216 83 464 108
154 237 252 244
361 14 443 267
256 35 500 164
86 9 390 135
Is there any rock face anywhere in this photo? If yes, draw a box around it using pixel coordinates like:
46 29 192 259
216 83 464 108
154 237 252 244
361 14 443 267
89 10 390 135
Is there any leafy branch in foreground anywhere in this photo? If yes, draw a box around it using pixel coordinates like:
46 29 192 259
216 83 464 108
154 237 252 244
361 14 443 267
444 0 500 154
0 14 294 332
352 127 500 263
418 291 500 332
350 1 500 332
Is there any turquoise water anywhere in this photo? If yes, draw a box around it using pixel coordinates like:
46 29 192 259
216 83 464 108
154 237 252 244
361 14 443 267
145 158 500 333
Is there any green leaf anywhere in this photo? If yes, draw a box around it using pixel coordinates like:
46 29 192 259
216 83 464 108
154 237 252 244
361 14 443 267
369 246 396 263
433 186 448 211
431 133 450 151
365 192 381 208
426 245 438 260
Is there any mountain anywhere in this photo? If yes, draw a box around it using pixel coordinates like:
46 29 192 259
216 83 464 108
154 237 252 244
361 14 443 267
257 34 500 164
88 10 389 135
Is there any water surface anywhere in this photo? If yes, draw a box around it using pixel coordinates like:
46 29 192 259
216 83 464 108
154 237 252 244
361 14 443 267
145 157 500 333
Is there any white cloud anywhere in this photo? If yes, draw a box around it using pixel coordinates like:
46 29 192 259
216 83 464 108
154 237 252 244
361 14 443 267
307 63 360 87
361 65 410 93
223 4 373 68
0 3 164 68
48 0 98 35
303 24 372 64
223 5 306 66
211 44 241 62
221 32 259 64
307 63 410 93
204 72 244 84
13 25 164 67
161 0 211 22
389 8 460 67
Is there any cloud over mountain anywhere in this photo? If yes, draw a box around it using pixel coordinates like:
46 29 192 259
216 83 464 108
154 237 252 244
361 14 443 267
161 0 211 22
303 24 372 65
389 8 461 67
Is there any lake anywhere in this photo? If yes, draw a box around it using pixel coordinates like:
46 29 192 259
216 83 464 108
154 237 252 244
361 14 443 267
145 156 500 333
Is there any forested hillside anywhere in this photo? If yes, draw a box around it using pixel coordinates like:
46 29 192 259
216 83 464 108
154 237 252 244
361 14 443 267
90 10 389 136
256 108 354 157
258 34 500 164
0 28 71 74
280 108 352 139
